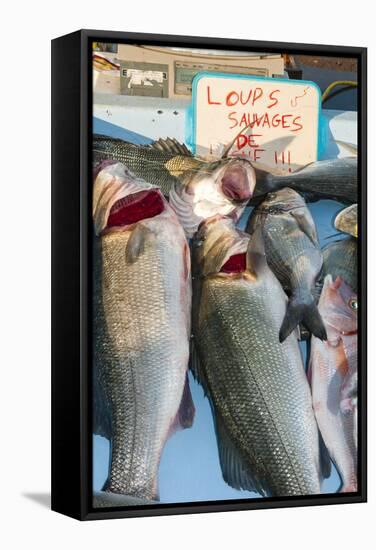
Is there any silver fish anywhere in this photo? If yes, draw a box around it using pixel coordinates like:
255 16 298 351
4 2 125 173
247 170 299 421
246 187 326 342
93 161 194 500
191 217 322 497
309 275 358 493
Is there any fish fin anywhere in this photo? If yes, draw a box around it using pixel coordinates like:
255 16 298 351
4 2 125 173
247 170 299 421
215 411 267 496
125 224 153 263
148 137 193 157
279 298 327 343
93 377 112 440
334 140 358 156
189 338 209 395
170 373 196 435
246 226 268 275
318 431 332 479
290 208 319 245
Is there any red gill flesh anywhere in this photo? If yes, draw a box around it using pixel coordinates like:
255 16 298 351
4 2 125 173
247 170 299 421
107 189 164 228
220 253 247 273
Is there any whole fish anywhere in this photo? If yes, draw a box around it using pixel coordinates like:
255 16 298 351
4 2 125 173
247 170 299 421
93 161 194 500
320 238 357 293
335 204 358 237
309 275 358 493
251 157 357 205
246 187 327 342
94 135 256 238
191 217 322 497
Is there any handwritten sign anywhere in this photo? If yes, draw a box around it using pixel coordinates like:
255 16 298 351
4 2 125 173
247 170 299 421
192 74 321 172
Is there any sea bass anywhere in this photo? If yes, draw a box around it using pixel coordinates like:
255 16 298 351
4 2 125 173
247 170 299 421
246 187 326 342
93 161 194 500
320 238 357 293
335 204 358 237
93 135 256 238
251 157 357 205
191 217 322 497
309 275 358 493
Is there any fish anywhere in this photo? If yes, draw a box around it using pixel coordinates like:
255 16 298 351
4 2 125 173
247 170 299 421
93 160 195 500
251 157 357 205
93 135 256 238
334 204 358 237
191 216 323 497
320 238 357 293
308 275 358 493
246 187 327 342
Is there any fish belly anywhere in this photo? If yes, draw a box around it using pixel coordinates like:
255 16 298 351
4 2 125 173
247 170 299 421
93 223 190 499
195 276 321 496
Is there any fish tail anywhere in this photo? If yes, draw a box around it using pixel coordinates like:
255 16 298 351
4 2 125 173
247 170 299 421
279 297 327 343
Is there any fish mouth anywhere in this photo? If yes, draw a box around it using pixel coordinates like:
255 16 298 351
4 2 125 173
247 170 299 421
221 163 254 202
107 189 165 228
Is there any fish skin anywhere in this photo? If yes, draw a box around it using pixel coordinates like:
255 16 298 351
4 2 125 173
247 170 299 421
309 275 358 493
251 157 357 205
320 237 357 293
93 161 193 500
191 217 322 497
93 491 158 508
335 204 358 237
246 187 326 342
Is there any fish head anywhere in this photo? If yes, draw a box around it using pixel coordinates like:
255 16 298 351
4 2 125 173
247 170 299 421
170 158 256 238
192 215 250 277
320 275 358 335
93 161 167 236
260 187 304 211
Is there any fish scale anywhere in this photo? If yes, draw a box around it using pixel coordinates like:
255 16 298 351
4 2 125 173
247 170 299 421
253 157 357 204
192 219 322 497
93 134 205 197
320 238 357 292
93 204 191 499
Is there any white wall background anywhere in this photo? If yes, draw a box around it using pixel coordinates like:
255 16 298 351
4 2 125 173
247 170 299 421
1 1 373 548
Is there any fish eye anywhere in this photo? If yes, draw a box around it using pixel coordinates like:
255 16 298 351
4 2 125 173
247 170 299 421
349 298 358 310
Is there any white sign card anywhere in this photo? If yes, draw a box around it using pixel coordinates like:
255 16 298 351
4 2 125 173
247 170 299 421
192 74 321 173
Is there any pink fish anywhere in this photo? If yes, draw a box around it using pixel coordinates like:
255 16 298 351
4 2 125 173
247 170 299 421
309 275 358 493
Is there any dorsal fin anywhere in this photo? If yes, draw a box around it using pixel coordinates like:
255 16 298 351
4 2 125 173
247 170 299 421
148 137 193 157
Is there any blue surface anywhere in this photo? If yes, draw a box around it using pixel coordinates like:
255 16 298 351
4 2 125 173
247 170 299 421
93 118 344 502
93 117 152 145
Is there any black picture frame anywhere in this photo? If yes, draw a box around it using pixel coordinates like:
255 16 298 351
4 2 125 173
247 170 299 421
51 29 367 521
